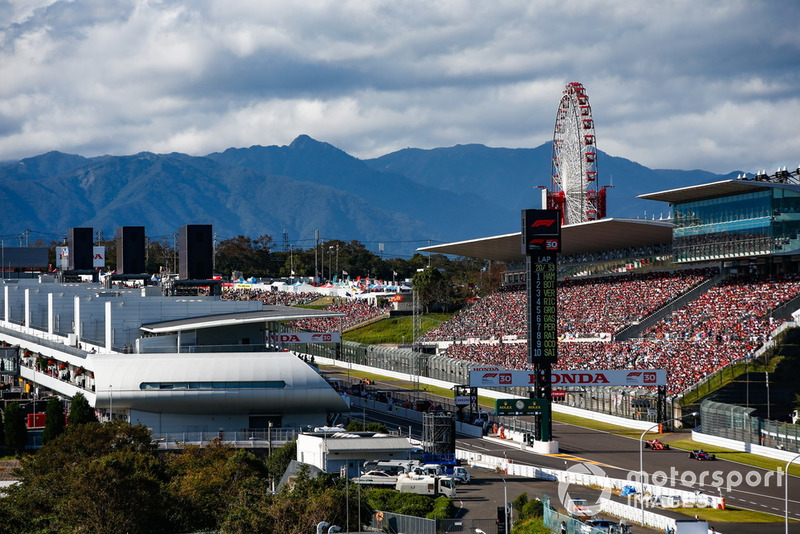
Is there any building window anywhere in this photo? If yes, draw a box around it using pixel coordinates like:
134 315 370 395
140 381 286 391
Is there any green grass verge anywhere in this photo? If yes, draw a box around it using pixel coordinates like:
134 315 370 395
343 313 454 345
552 412 647 440
678 359 768 407
553 412 800 476
671 505 790 523
661 437 800 476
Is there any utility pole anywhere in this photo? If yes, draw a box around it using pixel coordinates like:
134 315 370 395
315 230 320 283
212 233 217 271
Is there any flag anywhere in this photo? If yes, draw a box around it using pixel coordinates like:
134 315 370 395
393 271 397 276
342 270 348 276
291 270 295 275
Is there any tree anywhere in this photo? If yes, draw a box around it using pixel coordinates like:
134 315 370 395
215 234 274 278
3 402 26 455
265 440 298 485
145 236 176 274
68 392 98 427
165 441 271 532
59 448 165 534
0 420 163 534
41 397 66 444
345 420 387 433
412 267 447 313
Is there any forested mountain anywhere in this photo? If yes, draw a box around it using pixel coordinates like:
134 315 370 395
0 136 735 255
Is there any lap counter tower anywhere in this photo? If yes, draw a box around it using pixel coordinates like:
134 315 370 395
522 209 561 447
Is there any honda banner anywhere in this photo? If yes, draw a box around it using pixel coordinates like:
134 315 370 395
266 332 341 344
469 367 667 387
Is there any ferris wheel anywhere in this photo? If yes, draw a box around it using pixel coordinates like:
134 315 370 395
548 82 606 225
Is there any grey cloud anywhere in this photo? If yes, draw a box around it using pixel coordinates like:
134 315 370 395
0 0 799 173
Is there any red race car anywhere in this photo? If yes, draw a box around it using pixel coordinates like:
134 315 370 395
644 439 670 450
688 449 716 461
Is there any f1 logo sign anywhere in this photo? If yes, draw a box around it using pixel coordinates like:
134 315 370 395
499 373 512 384
522 209 561 255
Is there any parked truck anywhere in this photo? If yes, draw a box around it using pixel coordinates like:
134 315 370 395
394 473 457 498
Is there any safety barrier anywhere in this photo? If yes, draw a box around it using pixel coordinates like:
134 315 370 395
455 449 724 518
599 498 677 532
691 428 800 463
314 354 663 431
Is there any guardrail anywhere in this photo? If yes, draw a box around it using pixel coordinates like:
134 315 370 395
150 428 298 449
456 447 723 527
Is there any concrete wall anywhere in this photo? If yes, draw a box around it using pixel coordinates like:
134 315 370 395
692 429 800 463
130 410 250 434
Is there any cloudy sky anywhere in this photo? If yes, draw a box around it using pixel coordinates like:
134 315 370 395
1 0 798 174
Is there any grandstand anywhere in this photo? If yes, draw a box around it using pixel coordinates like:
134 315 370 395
416 172 800 400
201 171 800 412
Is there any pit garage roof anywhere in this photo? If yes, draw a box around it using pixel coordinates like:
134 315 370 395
140 305 345 334
637 178 799 204
418 218 673 262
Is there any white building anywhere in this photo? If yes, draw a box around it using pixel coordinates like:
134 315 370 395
0 278 348 435
296 431 414 478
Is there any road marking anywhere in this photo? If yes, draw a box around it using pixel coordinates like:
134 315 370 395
546 453 612 467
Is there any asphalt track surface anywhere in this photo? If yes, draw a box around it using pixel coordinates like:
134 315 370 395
328 367 800 533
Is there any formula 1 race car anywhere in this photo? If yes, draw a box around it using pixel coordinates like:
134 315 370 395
688 449 716 461
644 439 670 450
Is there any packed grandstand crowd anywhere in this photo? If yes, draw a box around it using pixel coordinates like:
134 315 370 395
291 299 389 332
221 286 388 331
421 268 717 341
221 288 319 306
427 269 800 394
217 268 800 394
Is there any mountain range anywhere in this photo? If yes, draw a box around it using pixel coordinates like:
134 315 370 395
0 135 735 256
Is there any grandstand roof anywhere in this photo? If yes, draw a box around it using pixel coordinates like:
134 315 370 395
638 178 800 204
418 218 672 262
140 306 345 334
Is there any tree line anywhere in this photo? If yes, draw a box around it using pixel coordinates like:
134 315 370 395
0 408 460 534
35 235 500 284
31 235 506 311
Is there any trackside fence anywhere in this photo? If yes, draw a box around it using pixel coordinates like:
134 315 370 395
371 512 498 534
700 398 800 454
306 341 675 423
150 428 298 449
371 512 435 534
